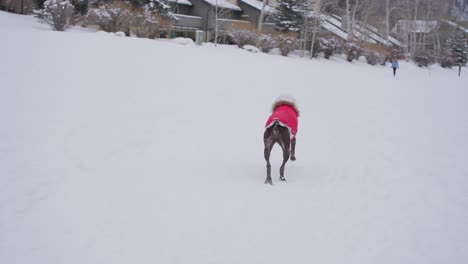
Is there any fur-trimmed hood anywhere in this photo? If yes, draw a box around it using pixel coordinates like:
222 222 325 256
271 95 300 117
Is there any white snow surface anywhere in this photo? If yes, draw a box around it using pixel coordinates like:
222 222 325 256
394 20 439 33
444 19 468 33
242 44 259 53
173 37 195 45
168 0 192 6
201 0 241 10
1 11 468 264
239 0 276 13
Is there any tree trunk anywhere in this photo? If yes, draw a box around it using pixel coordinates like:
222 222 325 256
350 0 359 40
411 0 419 56
310 3 321 59
385 0 390 45
215 3 218 47
301 9 309 57
345 0 351 35
257 0 268 32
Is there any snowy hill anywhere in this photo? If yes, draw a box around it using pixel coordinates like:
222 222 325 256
1 11 468 264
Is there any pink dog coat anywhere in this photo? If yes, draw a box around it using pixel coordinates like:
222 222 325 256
265 104 299 139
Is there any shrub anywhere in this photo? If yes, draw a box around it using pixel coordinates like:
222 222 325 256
227 24 258 48
276 33 299 56
131 9 168 39
343 41 363 62
257 34 276 53
439 51 456 68
34 0 74 31
413 50 436 67
362 44 389 65
87 0 133 33
319 36 342 59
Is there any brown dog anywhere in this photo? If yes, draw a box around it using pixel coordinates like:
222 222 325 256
263 96 299 185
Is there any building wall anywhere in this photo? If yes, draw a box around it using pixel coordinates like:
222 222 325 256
0 0 37 14
237 2 260 26
189 0 243 32
176 5 192 15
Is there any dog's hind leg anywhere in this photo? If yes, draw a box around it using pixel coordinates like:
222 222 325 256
290 137 296 161
279 138 290 181
264 129 274 185
264 147 273 185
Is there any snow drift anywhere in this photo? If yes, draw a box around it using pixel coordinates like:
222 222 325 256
1 11 468 264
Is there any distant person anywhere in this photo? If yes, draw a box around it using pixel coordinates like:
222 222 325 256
391 59 399 77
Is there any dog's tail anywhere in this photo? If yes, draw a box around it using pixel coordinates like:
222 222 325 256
271 120 281 137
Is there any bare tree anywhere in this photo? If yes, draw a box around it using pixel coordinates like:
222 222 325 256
384 0 405 45
211 0 232 47
258 0 268 31
308 0 338 59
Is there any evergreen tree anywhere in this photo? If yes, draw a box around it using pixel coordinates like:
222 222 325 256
274 0 308 32
146 0 176 19
446 28 468 76
128 0 176 19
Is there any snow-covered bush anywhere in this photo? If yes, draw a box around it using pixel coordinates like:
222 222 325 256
438 48 456 68
343 41 363 62
319 36 342 59
131 8 168 39
87 1 133 33
227 24 258 48
34 0 74 31
364 51 379 65
362 44 388 66
229 30 257 47
413 50 436 67
257 34 276 53
308 38 320 58
276 33 299 56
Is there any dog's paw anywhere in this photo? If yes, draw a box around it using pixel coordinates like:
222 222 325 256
290 156 296 161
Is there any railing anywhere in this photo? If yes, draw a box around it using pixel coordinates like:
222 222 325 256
173 14 203 30
215 19 251 31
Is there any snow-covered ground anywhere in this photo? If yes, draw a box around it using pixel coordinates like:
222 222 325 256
1 11 468 264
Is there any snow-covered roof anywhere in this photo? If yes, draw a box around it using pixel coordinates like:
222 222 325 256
320 18 348 40
306 12 403 47
174 14 202 19
444 20 468 34
168 0 192 6
305 12 348 40
201 0 242 11
239 0 276 13
355 21 403 47
325 15 378 44
394 20 438 33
